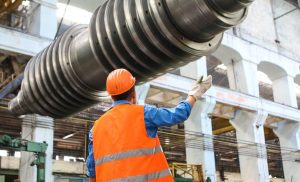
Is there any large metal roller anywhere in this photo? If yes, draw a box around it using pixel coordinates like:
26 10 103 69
9 0 254 118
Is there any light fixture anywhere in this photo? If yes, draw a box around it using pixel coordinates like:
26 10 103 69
216 64 227 71
62 132 76 140
164 151 184 156
22 0 30 6
220 158 235 162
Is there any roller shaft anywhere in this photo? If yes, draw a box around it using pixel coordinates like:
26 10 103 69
9 0 254 118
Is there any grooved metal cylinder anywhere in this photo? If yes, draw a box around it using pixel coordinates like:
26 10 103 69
9 0 253 118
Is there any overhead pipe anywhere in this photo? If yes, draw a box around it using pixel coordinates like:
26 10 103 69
9 0 254 118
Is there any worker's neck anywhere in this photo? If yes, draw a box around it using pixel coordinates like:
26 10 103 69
112 96 136 104
111 99 136 107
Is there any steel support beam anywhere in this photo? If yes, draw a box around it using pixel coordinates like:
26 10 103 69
0 73 23 99
0 27 52 56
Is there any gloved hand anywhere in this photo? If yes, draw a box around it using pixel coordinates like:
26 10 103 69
188 75 212 100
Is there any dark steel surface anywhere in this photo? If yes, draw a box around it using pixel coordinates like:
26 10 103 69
9 0 254 118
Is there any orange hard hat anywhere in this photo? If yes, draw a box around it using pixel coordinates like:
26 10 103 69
106 69 136 96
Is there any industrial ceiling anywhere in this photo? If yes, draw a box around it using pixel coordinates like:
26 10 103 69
58 0 107 12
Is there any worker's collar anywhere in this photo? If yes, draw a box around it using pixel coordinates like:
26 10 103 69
111 100 132 107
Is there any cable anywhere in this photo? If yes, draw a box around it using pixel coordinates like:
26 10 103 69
54 0 71 39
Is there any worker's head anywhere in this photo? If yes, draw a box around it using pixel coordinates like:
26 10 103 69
106 69 136 103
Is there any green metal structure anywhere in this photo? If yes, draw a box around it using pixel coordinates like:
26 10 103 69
0 135 48 182
174 177 193 182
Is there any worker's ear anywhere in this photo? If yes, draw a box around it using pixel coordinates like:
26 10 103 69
111 96 116 102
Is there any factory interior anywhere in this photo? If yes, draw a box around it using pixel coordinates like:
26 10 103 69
0 0 300 182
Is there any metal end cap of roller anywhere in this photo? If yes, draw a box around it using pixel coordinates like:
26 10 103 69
164 0 253 42
8 92 30 116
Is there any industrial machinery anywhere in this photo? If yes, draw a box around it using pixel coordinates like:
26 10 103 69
9 0 255 118
0 135 48 182
172 163 204 182
0 0 22 17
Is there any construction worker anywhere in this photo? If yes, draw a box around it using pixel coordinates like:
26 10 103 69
87 68 212 182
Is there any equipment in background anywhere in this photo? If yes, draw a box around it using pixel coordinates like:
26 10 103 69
0 135 48 182
172 162 205 182
0 0 22 17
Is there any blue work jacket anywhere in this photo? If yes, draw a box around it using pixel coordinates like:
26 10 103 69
87 100 192 177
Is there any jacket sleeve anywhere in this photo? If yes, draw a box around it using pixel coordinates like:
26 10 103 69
86 129 96 178
144 100 192 137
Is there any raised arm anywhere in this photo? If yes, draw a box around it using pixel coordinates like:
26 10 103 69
144 76 212 137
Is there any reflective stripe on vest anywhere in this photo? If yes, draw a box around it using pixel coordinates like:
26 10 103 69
95 146 163 166
108 169 172 182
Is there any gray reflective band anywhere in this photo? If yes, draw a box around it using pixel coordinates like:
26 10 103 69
108 169 172 182
95 146 163 166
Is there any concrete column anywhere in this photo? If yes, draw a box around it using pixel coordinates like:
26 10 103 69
272 75 297 108
271 73 299 180
135 83 150 105
28 0 58 39
180 57 207 79
20 115 54 182
273 122 300 181
230 110 269 182
185 96 217 181
225 59 259 96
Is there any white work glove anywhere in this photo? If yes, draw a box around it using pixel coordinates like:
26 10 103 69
188 75 212 100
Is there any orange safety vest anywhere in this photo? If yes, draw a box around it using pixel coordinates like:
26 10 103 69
92 104 174 182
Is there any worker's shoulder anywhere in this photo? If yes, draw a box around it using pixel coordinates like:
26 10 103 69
131 104 145 108
120 104 145 112
99 109 114 119
143 104 157 110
